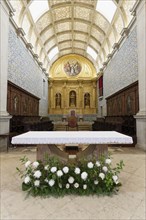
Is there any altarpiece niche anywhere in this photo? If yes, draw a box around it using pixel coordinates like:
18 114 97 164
48 54 97 116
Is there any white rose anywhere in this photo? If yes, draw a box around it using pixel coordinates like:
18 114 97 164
87 162 94 169
48 179 55 187
105 158 111 164
44 165 49 170
68 176 74 184
44 178 48 183
34 180 40 187
24 176 31 184
62 166 69 174
115 180 119 184
83 184 87 190
57 170 63 177
50 167 57 173
102 166 108 173
95 161 100 167
25 161 31 168
59 183 62 188
81 172 88 181
32 161 39 168
74 182 79 188
112 175 119 184
99 173 105 180
34 170 42 178
74 167 80 174
94 180 99 185
66 183 70 189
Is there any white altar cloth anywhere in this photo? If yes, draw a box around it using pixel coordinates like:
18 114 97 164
11 131 133 145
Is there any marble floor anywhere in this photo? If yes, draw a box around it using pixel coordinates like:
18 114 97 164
0 146 146 220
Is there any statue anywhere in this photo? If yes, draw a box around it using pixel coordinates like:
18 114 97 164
56 93 61 107
69 91 76 107
84 93 90 107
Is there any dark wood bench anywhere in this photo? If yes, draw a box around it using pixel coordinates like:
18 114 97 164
92 115 136 146
10 115 54 133
9 115 54 150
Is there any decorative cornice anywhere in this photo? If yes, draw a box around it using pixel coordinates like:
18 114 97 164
2 0 15 17
33 54 39 60
42 68 46 72
99 68 103 72
9 9 15 17
16 28 25 37
26 43 33 50
130 0 141 16
112 43 119 50
120 28 129 37
107 53 112 59
103 61 107 66
38 62 43 67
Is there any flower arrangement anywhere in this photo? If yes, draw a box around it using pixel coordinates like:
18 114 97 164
16 155 124 197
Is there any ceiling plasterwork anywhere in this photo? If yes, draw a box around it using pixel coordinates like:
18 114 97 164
9 0 137 74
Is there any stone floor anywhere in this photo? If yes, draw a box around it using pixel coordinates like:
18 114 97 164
0 146 146 220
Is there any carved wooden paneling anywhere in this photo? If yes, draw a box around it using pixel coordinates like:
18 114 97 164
7 81 39 116
106 82 139 116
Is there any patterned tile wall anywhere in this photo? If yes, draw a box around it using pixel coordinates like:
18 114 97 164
99 27 138 116
104 27 138 97
7 27 48 116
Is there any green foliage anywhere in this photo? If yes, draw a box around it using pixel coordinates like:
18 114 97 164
16 154 124 197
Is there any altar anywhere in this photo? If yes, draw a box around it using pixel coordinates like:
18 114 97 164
11 131 133 161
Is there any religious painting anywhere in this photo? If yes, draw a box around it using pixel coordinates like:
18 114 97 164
126 95 133 114
64 60 82 76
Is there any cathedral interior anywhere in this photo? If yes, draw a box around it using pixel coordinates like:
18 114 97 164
0 0 146 152
0 1 146 219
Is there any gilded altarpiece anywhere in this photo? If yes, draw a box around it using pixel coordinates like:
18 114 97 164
48 54 97 115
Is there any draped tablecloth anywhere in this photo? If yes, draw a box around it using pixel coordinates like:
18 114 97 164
11 131 133 145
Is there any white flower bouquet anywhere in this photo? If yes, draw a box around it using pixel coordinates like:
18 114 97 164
16 155 124 197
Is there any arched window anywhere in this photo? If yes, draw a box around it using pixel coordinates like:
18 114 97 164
84 93 90 107
69 91 76 107
55 93 61 108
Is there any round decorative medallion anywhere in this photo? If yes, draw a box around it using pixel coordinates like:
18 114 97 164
64 60 82 76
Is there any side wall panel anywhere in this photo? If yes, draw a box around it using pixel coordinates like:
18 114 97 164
7 26 48 116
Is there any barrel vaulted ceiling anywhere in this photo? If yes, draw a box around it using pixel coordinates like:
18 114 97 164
9 0 137 75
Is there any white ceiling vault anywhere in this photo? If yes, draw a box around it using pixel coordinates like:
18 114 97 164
9 0 137 74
